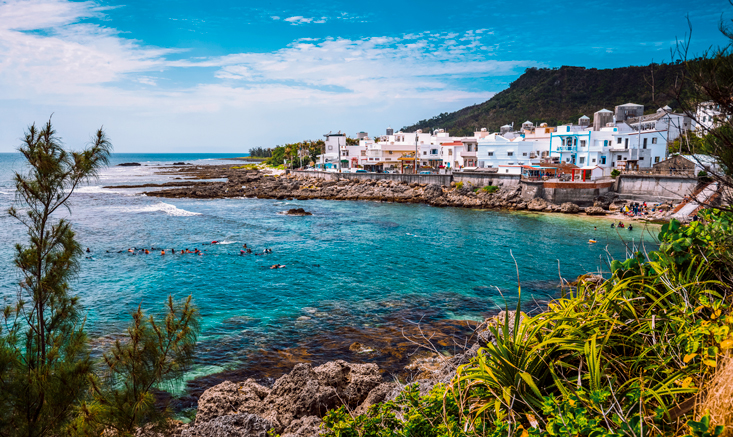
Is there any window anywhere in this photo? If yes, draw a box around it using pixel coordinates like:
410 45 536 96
643 138 647 149
617 138 622 144
342 151 348 156
652 138 657 144
487 152 494 156
624 139 629 149
579 157 585 164
655 156 660 163
423 151 427 155
389 151 393 155
592 158 597 163
448 150 452 156
574 138 578 145
617 155 622 160
601 156 607 164
580 140 586 147
431 149 438 154
639 157 644 160
604 140 608 147
523 152 528 156
507 151 514 156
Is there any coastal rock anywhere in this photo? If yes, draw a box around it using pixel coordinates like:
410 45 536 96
285 208 312 216
281 416 323 437
559 202 580 213
118 162 141 166
259 360 382 431
173 162 191 166
354 383 400 415
196 380 270 424
183 414 273 437
527 198 548 211
423 184 443 199
584 206 607 215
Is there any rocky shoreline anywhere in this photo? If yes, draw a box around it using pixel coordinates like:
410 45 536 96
110 165 675 221
172 312 515 437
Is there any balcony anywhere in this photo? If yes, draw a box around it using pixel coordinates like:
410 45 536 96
555 146 576 152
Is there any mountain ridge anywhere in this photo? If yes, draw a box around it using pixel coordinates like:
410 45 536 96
402 62 687 136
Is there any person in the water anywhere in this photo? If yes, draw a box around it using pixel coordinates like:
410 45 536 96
160 250 165 255
628 224 633 231
86 247 91 253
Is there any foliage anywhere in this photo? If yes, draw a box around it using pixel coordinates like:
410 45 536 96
0 119 110 437
610 169 621 178
683 415 724 437
481 185 499 194
455 181 464 189
248 147 273 158
70 296 199 436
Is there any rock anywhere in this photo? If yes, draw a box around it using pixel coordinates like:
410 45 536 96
584 206 607 215
285 208 312 216
182 414 273 437
354 383 400 415
423 184 443 199
313 360 382 407
559 202 580 213
526 198 548 211
118 162 141 166
572 274 604 286
281 416 322 437
196 380 270 424
173 162 190 165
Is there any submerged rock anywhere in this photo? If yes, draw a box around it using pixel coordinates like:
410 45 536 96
118 162 141 166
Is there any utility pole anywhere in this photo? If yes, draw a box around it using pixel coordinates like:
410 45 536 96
415 132 419 174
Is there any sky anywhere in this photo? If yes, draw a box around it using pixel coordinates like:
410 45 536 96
0 0 731 153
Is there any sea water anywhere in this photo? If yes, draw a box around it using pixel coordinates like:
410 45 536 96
0 153 658 405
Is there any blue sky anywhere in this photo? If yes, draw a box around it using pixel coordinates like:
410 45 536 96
0 0 730 152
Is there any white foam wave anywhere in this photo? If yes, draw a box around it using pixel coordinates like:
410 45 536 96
76 186 123 194
131 202 201 217
216 240 238 245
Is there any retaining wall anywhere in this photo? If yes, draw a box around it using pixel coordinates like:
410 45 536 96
615 175 698 201
519 180 614 206
453 172 521 188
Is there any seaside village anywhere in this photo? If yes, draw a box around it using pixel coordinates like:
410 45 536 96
315 102 714 180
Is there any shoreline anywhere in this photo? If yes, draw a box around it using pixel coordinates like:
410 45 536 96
107 164 677 224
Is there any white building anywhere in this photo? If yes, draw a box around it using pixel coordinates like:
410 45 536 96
695 101 726 135
475 134 545 169
317 132 346 170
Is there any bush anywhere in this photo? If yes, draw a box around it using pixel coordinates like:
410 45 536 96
481 185 499 194
610 169 621 178
699 170 713 182
455 181 464 189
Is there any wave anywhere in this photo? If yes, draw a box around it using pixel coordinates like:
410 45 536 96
216 240 238 245
76 186 123 194
130 202 202 217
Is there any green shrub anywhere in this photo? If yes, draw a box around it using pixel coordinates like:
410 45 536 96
610 169 621 178
455 181 464 189
481 185 499 194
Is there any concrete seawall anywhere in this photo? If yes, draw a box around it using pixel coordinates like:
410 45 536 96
293 171 698 205
615 174 698 201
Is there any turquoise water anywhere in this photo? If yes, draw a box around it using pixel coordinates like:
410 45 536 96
0 153 658 406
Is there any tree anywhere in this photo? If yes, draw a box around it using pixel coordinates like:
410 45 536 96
671 10 733 208
1 119 111 437
71 296 199 436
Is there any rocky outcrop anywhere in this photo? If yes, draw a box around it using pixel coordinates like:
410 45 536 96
584 206 607 215
527 198 549 211
195 380 270 424
559 202 580 213
285 208 312 216
193 360 382 435
183 414 273 437
118 162 141 166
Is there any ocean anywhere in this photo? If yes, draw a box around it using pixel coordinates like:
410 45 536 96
0 152 658 408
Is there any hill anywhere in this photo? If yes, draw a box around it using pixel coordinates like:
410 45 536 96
402 62 688 136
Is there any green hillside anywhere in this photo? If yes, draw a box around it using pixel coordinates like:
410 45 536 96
402 63 687 136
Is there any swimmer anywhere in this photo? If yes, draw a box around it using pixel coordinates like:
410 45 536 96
128 248 134 253
611 223 615 228
240 250 245 255
212 241 218 244
198 252 203 256
243 244 247 249
160 250 165 255
270 264 279 269
86 248 91 253
145 249 150 254
628 225 633 231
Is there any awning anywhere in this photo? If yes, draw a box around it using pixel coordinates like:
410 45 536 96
398 156 416 161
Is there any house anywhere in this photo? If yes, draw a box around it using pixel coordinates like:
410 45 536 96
476 133 541 169
695 101 727 135
653 155 695 175
317 132 346 170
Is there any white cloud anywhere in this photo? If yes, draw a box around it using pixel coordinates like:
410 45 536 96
0 0 533 152
284 16 316 25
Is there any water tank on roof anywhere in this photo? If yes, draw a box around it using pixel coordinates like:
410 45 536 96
386 127 394 135
593 109 614 131
579 115 590 127
500 124 513 135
